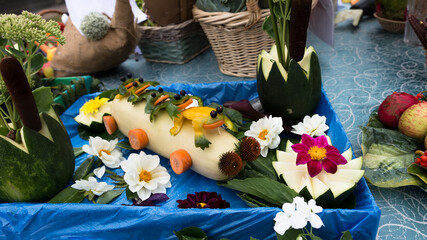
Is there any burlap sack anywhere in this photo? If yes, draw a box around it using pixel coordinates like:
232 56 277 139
51 0 140 77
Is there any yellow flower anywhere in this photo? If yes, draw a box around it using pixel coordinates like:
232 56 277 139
80 97 109 115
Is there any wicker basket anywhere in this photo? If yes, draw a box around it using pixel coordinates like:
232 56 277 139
138 19 210 64
193 0 318 78
374 12 406 33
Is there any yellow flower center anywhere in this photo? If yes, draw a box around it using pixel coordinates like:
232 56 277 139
80 97 108 115
98 149 111 156
258 129 269 140
308 146 327 161
197 202 207 208
139 170 152 182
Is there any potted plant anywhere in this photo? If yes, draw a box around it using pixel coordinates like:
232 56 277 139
374 0 408 33
257 0 321 125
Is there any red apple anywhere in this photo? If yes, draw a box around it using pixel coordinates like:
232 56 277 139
378 92 419 128
398 102 427 141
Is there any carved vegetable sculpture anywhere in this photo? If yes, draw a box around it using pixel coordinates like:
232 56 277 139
257 0 321 124
0 57 74 202
100 80 260 181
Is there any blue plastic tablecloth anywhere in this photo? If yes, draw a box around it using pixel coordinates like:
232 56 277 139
0 80 380 239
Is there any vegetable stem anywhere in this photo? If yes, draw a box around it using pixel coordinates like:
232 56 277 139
268 0 284 65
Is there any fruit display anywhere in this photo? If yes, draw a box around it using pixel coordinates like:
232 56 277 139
377 92 419 128
398 102 427 141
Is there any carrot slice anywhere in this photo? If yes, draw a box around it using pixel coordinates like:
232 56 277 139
125 82 134 89
154 95 169 106
203 120 224 130
177 98 194 110
169 149 192 174
128 128 149 150
103 115 117 135
135 84 150 95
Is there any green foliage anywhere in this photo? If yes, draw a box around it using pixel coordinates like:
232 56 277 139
361 112 426 191
174 226 208 240
196 0 247 13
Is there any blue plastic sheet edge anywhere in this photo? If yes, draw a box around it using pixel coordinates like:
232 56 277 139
0 80 380 240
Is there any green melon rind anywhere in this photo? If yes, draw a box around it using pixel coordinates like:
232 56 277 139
257 47 322 124
0 113 75 202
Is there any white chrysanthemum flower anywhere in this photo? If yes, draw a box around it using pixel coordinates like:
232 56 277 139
245 116 283 157
71 177 114 196
120 151 171 201
291 114 329 137
82 136 124 168
93 166 106 178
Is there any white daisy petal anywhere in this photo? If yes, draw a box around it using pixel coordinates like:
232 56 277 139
137 187 151 201
93 166 106 178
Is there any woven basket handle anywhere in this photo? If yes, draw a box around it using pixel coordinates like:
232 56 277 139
245 0 261 28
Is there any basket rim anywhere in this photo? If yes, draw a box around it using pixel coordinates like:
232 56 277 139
373 12 406 24
137 18 196 31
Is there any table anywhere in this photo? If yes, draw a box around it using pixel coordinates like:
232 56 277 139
96 17 427 240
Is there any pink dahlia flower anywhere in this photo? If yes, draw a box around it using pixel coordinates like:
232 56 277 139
291 134 347 177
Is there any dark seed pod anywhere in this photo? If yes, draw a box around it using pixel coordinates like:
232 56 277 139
238 136 261 162
6 129 16 141
151 92 156 98
180 90 186 96
120 76 126 82
216 106 223 114
158 87 164 93
138 77 144 83
218 151 243 176
127 72 133 78
132 81 138 87
0 56 42 131
174 93 181 100
289 0 312 61
210 110 217 118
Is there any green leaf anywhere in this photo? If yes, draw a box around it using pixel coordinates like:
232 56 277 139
32 87 54 113
262 16 274 39
340 230 353 240
0 37 7 46
126 187 138 200
361 124 425 188
407 164 427 184
234 149 278 180
48 186 85 203
8 47 26 59
74 147 84 157
165 101 180 119
276 229 304 240
27 53 45 74
0 48 11 57
173 226 208 240
117 140 133 150
97 89 117 100
78 125 125 141
73 156 95 182
96 190 124 204
237 192 274 207
310 235 323 240
0 126 9 136
218 177 298 207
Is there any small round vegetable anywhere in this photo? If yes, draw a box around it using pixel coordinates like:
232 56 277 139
132 81 138 87
127 73 133 78
138 77 144 83
210 110 218 118
174 93 181 100
151 92 156 98
158 87 164 93
103 115 118 135
216 106 223 114
169 149 192 175
120 76 126 82
180 90 186 96
128 128 149 150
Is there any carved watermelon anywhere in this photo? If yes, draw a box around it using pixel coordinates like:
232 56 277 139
0 110 75 202
257 45 322 124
